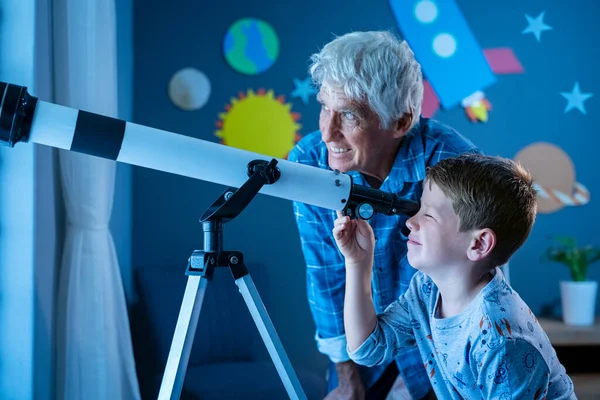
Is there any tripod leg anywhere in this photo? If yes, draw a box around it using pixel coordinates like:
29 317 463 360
235 275 308 400
158 275 208 400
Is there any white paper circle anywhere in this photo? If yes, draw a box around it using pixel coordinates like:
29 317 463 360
415 0 438 23
433 33 457 58
168 68 211 111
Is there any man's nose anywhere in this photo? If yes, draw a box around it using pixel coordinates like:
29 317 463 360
321 114 341 142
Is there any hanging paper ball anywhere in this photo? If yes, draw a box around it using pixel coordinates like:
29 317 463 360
168 68 211 111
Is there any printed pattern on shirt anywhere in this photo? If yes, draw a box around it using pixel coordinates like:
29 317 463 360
349 269 575 399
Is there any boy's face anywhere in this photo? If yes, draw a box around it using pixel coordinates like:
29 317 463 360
405 181 472 271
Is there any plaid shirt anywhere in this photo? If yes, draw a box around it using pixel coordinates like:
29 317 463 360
288 117 480 397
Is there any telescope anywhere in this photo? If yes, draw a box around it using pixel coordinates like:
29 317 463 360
0 81 420 400
0 81 419 219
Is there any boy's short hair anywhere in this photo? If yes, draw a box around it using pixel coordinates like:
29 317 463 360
425 154 538 266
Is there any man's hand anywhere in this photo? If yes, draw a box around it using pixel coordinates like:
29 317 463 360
323 361 366 400
332 213 374 266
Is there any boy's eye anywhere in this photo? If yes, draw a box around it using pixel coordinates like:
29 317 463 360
424 214 434 219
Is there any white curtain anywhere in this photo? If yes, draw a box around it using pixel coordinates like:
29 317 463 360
52 0 141 399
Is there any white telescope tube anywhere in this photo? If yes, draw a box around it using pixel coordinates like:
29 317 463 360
0 82 350 210
0 82 420 218
30 100 351 210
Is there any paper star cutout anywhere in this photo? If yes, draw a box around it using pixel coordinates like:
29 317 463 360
560 82 593 115
522 11 552 42
291 77 317 105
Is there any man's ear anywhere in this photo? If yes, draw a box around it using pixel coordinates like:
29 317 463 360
466 228 496 262
392 113 413 139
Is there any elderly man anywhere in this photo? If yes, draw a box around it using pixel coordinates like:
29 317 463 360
288 31 480 399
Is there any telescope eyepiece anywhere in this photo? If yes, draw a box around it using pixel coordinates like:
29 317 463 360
343 180 420 220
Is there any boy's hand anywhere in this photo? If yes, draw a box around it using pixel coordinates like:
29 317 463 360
332 212 375 265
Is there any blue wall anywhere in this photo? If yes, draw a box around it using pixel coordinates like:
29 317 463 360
132 0 600 385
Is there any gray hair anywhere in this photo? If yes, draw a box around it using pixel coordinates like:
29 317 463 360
309 31 424 130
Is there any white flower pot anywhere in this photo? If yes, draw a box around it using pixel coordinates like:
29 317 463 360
560 280 598 326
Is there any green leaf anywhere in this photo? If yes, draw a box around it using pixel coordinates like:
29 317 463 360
544 235 600 281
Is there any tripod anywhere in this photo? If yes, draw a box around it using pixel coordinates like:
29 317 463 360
158 159 308 400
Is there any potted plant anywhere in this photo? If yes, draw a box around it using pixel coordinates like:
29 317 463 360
545 236 600 326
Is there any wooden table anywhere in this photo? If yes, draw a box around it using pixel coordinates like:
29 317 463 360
538 318 600 399
539 317 600 346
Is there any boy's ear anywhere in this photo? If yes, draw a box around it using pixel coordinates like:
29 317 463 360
466 228 496 262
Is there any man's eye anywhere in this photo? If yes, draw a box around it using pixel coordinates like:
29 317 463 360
343 112 356 120
424 214 434 219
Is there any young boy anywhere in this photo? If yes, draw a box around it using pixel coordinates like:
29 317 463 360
333 154 575 399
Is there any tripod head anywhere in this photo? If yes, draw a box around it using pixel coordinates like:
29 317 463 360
200 158 281 223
